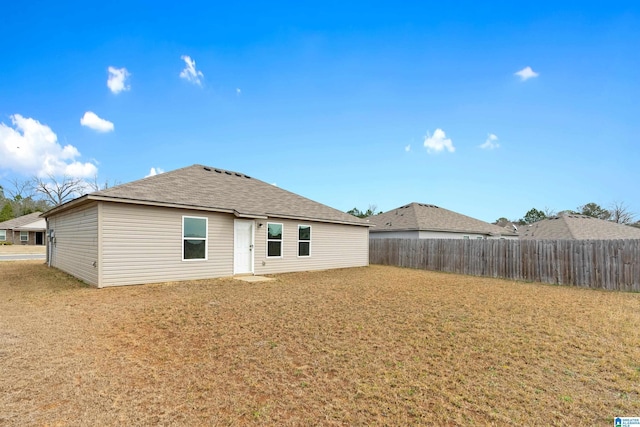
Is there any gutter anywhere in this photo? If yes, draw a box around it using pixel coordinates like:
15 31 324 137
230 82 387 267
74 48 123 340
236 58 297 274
42 195 371 227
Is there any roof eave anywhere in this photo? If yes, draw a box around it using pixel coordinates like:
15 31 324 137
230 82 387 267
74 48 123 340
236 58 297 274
371 227 516 236
43 195 370 227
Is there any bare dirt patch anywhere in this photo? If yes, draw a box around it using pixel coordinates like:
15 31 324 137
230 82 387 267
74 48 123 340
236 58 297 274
1 262 639 425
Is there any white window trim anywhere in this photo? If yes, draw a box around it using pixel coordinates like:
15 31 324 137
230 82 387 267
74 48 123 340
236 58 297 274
20 231 29 242
182 216 208 261
298 225 311 258
266 222 283 258
0 230 6 241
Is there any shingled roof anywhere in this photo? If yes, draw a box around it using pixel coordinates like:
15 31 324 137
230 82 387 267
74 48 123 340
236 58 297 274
518 214 640 240
42 165 369 226
0 212 45 230
368 202 517 237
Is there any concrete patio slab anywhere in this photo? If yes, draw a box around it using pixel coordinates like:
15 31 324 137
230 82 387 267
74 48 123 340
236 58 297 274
234 275 275 283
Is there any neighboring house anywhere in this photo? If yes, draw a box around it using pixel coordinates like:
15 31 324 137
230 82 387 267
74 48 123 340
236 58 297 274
0 212 47 245
518 214 640 240
41 164 370 288
494 218 520 234
368 202 518 240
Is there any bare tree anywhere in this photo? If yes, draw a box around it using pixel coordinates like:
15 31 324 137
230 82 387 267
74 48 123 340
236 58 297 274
3 177 35 200
32 175 86 206
609 201 635 224
86 174 119 193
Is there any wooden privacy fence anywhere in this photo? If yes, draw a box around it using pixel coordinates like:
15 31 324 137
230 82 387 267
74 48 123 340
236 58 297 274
369 238 640 291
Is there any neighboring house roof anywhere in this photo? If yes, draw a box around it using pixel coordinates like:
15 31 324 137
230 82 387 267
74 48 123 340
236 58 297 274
368 202 517 237
0 212 45 230
518 214 640 240
42 164 369 226
494 218 520 234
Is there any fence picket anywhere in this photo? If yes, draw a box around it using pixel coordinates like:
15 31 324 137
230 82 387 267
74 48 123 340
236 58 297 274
369 238 640 291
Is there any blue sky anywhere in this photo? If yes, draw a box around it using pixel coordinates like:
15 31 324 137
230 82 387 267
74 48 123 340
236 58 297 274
1 1 638 222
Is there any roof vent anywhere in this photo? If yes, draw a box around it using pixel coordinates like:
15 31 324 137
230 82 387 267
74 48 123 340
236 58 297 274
234 173 241 177
214 169 222 173
203 167 211 171
225 171 232 175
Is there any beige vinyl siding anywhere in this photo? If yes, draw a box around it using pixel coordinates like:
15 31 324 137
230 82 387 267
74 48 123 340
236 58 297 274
254 219 369 275
48 203 99 286
100 203 234 287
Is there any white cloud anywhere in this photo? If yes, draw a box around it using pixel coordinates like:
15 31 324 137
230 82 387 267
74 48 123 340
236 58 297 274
145 167 164 178
0 114 97 178
405 144 411 152
80 112 114 133
107 66 130 94
480 133 500 150
236 88 241 95
514 66 539 81
180 55 204 86
423 128 455 154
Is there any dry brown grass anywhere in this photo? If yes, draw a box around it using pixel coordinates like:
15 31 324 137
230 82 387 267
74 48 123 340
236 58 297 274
1 262 639 426
0 245 46 254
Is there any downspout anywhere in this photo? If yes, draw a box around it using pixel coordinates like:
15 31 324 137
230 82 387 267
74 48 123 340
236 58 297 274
46 218 51 267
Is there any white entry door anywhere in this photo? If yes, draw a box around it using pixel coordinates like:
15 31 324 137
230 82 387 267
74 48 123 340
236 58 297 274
234 220 254 274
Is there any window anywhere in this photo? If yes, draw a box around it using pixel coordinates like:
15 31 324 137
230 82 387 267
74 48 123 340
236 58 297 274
298 225 311 257
20 231 28 242
182 216 207 260
0 230 6 241
267 223 282 257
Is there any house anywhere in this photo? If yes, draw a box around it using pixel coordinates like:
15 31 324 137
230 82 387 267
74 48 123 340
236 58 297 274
41 165 370 288
368 202 518 240
518 214 640 240
0 212 47 245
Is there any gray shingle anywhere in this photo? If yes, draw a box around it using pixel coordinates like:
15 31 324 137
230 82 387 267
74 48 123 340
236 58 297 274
518 214 640 239
0 212 44 229
368 202 517 236
53 165 368 226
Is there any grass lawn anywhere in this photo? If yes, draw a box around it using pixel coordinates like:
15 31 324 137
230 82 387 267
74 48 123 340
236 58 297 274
1 262 639 426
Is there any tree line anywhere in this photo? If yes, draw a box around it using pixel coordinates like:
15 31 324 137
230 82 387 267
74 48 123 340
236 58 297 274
495 202 639 228
0 175 115 222
345 202 638 229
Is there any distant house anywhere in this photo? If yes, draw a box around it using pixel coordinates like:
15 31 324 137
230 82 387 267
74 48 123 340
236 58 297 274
518 214 640 240
367 202 518 240
0 212 46 245
41 165 370 288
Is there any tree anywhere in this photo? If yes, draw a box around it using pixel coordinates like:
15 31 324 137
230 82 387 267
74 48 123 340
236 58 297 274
0 178 51 216
32 175 86 206
493 217 510 226
3 177 35 201
609 201 635 224
86 174 119 193
578 202 610 220
519 208 547 224
0 203 14 221
347 204 379 218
